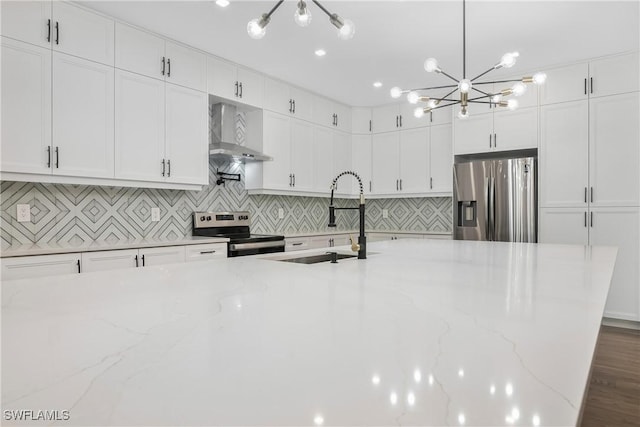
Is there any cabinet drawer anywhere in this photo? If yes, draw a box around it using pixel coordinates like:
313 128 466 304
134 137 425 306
81 249 139 272
285 237 311 252
185 243 227 261
1 253 81 281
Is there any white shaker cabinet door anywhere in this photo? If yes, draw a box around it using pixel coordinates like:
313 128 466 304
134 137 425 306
312 125 334 192
1 38 52 174
52 52 114 178
399 127 429 194
290 119 314 192
333 130 352 195
351 134 372 195
539 100 589 208
453 113 493 154
165 41 206 92
539 63 589 105
492 107 538 152
236 67 264 108
290 86 313 122
115 23 165 80
207 56 237 101
371 132 400 194
589 93 640 207
351 107 372 134
263 77 291 115
81 249 139 272
139 246 186 267
261 111 292 190
371 104 400 134
1 1 52 48
115 70 165 182
52 2 114 66
538 208 589 246
165 84 208 185
590 207 640 322
1 254 81 281
429 123 453 193
589 52 640 98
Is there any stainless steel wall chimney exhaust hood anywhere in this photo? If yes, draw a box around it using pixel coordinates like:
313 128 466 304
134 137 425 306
209 103 272 162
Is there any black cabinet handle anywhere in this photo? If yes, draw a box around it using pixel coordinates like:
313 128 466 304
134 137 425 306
369 181 372 192
396 115 399 128
161 159 165 177
430 177 433 189
590 212 593 227
289 99 293 113
584 187 587 203
584 78 587 95
489 134 492 148
141 254 145 267
369 120 372 132
584 212 587 227
47 19 51 42
76 259 81 273
292 99 295 113
430 111 433 123
494 133 497 147
239 82 243 98
399 179 403 191
396 179 399 190
161 57 165 76
335 114 338 127
55 146 59 168
292 174 296 187
590 77 593 94
199 250 217 254
292 242 303 246
135 254 139 267
46 146 51 168
399 115 402 127
55 21 59 45
167 159 171 177
167 58 171 77
590 187 593 203
234 81 238 97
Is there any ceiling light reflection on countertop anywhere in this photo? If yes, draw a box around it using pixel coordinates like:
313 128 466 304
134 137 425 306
413 369 422 383
371 374 381 385
315 49 326 57
373 81 383 88
313 415 324 425
215 0 230 7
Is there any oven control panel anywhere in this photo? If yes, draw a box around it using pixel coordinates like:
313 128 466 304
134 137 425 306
193 211 251 229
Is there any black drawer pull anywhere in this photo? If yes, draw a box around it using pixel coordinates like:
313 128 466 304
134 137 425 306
199 250 217 255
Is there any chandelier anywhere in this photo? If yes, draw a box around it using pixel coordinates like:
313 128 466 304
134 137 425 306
247 0 355 40
390 0 546 120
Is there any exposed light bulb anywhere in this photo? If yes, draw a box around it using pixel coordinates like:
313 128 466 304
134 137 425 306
533 72 547 85
507 99 519 110
458 107 469 119
458 79 472 93
390 87 402 99
247 17 267 39
215 0 230 7
427 99 438 109
414 107 425 118
294 1 312 27
499 51 519 68
424 57 439 73
337 18 355 40
512 82 527 96
407 91 420 104
492 94 502 103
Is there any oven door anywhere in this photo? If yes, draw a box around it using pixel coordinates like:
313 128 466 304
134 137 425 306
228 240 285 257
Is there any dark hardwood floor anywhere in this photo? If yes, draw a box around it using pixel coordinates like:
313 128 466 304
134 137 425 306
581 325 640 427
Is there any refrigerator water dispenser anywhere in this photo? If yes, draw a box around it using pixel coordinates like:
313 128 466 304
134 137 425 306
457 201 477 227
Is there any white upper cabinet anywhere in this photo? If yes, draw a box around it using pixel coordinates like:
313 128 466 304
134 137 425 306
115 24 206 91
290 119 315 192
313 125 334 192
399 128 429 193
1 1 52 48
264 78 313 121
371 132 400 194
372 104 400 134
589 93 640 207
453 113 493 154
540 52 640 105
165 84 208 185
115 23 165 80
207 56 263 107
400 103 429 130
164 42 206 92
539 100 589 208
351 134 372 194
429 107 452 126
245 111 292 191
52 52 114 178
313 96 351 131
115 69 165 182
332 131 352 196
351 107 372 134
429 124 453 193
1 38 52 174
52 2 114 66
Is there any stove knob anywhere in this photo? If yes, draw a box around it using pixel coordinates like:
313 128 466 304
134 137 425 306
200 216 206 221
207 216 212 221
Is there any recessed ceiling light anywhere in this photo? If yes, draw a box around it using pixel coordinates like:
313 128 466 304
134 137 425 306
315 49 326 57
216 0 230 7
373 81 383 88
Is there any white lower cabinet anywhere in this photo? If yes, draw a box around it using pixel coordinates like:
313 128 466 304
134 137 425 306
185 243 227 262
139 246 186 266
285 237 312 252
81 249 139 272
1 253 81 281
368 233 424 242
285 234 354 251
539 207 640 321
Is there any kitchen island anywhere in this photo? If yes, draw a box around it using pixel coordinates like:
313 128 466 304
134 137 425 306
1 239 616 426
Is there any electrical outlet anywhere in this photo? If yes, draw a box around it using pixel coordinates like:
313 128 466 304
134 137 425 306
382 209 389 219
151 207 160 222
278 208 284 219
17 204 31 223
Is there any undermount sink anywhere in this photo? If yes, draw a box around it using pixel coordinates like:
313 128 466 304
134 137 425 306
274 253 357 264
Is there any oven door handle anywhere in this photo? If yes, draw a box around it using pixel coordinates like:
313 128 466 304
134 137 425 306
229 240 285 251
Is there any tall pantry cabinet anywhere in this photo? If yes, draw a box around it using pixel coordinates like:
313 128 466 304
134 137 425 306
538 52 640 321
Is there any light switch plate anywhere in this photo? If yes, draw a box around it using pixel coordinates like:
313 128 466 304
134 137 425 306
151 207 160 222
382 209 389 219
278 208 284 219
17 204 30 222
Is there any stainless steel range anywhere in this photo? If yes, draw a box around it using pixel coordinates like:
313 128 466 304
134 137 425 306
192 211 285 257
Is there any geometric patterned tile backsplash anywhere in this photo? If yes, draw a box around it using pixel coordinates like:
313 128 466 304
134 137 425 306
0 158 452 249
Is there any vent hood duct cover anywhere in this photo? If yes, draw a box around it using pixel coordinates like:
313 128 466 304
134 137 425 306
209 103 272 162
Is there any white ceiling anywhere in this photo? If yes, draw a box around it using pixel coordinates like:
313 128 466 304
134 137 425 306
80 0 639 107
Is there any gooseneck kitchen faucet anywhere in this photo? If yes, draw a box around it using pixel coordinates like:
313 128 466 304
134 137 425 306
328 171 366 259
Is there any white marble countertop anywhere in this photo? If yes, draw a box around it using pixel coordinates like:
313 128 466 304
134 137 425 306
1 239 616 426
0 236 229 258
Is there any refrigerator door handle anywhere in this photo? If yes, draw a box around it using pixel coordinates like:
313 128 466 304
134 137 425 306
489 176 496 241
484 176 491 240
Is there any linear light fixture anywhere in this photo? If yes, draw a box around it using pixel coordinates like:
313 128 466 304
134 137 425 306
390 0 547 120
247 0 355 40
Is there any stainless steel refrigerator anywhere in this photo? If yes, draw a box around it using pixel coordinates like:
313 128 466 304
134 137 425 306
453 155 537 242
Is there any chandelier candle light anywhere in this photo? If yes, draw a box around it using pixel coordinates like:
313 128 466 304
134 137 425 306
390 0 546 119
247 0 355 40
